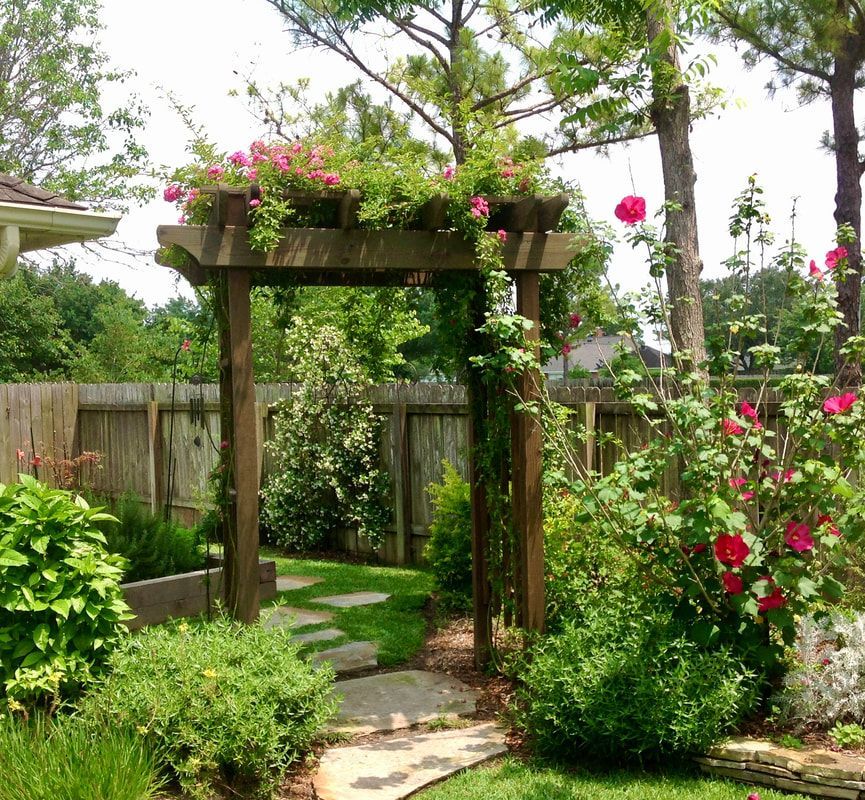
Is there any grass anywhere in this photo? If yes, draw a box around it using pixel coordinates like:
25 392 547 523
261 548 435 666
415 758 811 800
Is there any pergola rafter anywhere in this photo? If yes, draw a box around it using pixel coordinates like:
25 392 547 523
156 184 573 666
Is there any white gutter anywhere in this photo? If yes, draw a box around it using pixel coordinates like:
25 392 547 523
0 201 121 278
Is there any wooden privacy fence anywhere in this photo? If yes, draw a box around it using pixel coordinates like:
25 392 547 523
0 382 787 564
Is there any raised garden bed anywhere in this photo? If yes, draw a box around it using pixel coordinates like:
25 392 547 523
698 737 865 799
122 559 276 630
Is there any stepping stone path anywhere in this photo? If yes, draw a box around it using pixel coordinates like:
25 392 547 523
316 591 391 608
327 670 478 736
276 574 324 591
313 641 378 674
314 722 507 800
290 628 345 645
262 605 334 630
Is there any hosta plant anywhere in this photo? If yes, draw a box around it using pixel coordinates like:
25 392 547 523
0 476 131 704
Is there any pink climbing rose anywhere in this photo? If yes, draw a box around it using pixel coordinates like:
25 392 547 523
470 196 490 218
823 393 857 414
206 164 224 180
569 312 582 329
497 230 507 243
785 521 815 553
163 184 183 203
614 195 646 225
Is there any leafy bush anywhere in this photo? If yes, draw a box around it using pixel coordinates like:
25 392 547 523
517 606 761 762
100 495 202 582
0 713 162 800
424 461 472 608
776 612 865 729
0 476 131 703
79 616 336 799
261 322 390 551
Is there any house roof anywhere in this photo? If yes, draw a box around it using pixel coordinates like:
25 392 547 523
0 174 87 210
543 334 668 377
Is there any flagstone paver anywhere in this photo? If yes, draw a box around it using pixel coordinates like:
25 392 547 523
315 591 391 608
262 605 334 630
312 641 378 674
291 627 345 645
314 722 507 800
276 575 324 591
327 670 478 735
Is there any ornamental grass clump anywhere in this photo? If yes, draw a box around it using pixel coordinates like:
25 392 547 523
78 616 336 800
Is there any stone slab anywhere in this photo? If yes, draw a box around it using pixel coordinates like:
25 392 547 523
314 722 507 800
262 605 334 630
277 575 324 591
312 641 378 674
316 591 391 608
291 628 345 645
328 670 478 736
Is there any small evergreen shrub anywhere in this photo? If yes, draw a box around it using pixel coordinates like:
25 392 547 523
0 476 131 703
776 612 865 729
424 461 472 608
79 616 336 799
517 606 760 762
0 713 163 800
100 495 202 582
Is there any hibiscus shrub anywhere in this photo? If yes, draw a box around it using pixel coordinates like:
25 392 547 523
517 604 760 761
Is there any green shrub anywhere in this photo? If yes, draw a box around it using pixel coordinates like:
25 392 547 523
79 616 337 799
100 495 202 582
0 476 131 703
424 461 472 608
517 606 761 762
0 713 162 800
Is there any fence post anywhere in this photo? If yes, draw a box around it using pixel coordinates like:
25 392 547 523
147 400 163 515
390 402 411 565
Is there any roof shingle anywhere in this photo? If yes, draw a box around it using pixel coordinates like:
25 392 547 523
0 173 86 210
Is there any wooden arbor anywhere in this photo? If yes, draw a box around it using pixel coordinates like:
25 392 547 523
157 185 573 664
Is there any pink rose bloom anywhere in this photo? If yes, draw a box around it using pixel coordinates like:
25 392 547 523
470 196 490 217
823 392 857 414
501 166 515 178
247 168 258 181
785 520 815 553
323 172 341 186
562 343 572 356
714 533 750 568
442 165 455 180
809 259 824 281
206 164 224 180
181 339 191 351
250 139 267 153
249 198 261 208
274 154 291 171
748 793 761 800
497 230 507 243
228 151 252 167
721 418 744 436
307 169 325 181
614 195 646 225
290 141 303 154
177 215 187 224
163 183 183 202
825 246 848 269
817 514 841 537
252 152 268 164
569 312 582 329
722 571 744 595
187 188 200 202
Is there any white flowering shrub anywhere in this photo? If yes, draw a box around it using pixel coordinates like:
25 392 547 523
260 322 390 551
776 612 865 728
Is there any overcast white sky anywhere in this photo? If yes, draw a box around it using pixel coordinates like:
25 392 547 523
86 0 844 309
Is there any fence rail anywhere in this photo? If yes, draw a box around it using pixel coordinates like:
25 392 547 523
0 382 784 564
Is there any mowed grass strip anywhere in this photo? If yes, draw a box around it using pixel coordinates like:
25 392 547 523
262 551 435 666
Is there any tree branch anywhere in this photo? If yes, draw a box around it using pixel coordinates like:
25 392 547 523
387 16 450 72
470 67 555 112
544 128 656 157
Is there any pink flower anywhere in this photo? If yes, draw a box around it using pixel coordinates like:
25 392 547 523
15 448 24 461
562 343 572 356
30 455 42 468
770 468 795 483
817 514 841 537
470 196 490 218
323 172 341 186
740 401 762 429
177 215 187 224
809 259 824 281
163 184 183 202
729 477 747 489
248 198 261 208
569 313 582 329
785 520 814 553
722 572 744 595
228 151 252 167
741 491 755 501
692 543 707 554
181 339 191 352
722 418 744 436
823 393 857 414
497 229 507 243
714 533 750 568
206 164 224 180
825 246 848 269
442 166 455 180
501 166 515 178
220 440 229 450
757 579 786 612
614 195 646 225
187 188 200 202
247 168 258 181
291 141 303 155
748 793 761 800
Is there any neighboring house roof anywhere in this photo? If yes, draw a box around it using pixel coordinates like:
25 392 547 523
543 334 668 378
0 174 120 279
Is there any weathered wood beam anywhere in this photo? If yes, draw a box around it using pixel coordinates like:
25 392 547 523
156 226 574 272
537 192 570 232
337 189 361 230
419 194 449 230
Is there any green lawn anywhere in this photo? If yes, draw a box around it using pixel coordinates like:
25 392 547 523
416 758 809 800
261 549 435 666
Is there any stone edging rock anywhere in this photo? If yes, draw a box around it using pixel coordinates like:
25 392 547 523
697 737 865 799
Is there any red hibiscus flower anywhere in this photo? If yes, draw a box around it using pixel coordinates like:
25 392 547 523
561 343 572 356
740 401 762 429
741 491 755 501
757 579 786 613
817 514 841 537
825 246 848 269
770 468 795 483
823 393 857 414
614 195 646 225
569 312 582 329
785 521 815 553
729 477 746 489
721 418 744 436
809 260 824 281
722 571 744 594
714 533 750 568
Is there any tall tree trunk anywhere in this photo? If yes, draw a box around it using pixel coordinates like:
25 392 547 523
830 42 863 387
647 7 707 368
